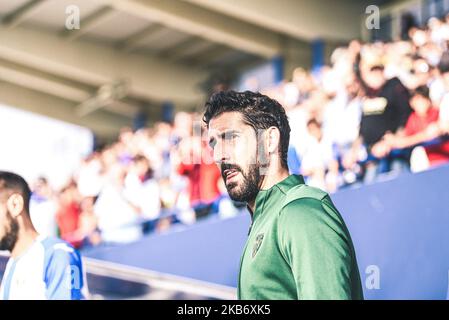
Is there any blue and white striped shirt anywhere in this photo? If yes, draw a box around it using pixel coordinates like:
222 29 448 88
0 235 87 300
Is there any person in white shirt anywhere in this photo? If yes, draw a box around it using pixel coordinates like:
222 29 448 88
29 177 58 238
301 119 340 192
0 171 87 300
124 155 161 221
94 165 142 244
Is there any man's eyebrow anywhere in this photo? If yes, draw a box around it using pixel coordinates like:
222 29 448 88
219 129 239 138
209 129 240 147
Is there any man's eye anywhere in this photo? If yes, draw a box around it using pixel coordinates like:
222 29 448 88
225 133 237 140
209 139 216 149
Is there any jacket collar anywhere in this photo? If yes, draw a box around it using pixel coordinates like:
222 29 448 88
248 174 305 221
274 174 305 194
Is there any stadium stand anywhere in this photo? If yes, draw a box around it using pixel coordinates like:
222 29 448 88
1 0 449 300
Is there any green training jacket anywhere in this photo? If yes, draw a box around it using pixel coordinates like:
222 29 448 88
237 174 364 300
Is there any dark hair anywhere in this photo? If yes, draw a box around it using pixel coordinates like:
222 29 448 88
37 176 48 185
307 118 321 128
438 51 449 74
0 171 32 213
133 154 149 163
203 90 291 169
370 65 385 72
412 85 430 100
132 154 154 180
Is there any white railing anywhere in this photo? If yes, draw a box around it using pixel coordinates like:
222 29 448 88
84 257 237 300
0 252 237 300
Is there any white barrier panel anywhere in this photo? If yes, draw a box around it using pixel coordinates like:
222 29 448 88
0 103 93 190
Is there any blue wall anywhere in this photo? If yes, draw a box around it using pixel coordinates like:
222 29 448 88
84 164 449 299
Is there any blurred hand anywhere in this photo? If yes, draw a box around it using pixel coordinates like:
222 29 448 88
383 132 407 149
371 141 391 158
342 151 357 169
439 118 449 134
425 124 441 140
382 132 397 147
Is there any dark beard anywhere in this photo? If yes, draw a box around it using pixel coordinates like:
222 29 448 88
0 211 19 252
221 162 262 203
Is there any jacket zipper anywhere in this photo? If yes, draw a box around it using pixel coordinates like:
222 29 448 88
237 189 272 298
238 228 252 299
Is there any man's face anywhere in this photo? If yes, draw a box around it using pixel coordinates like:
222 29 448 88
208 112 264 203
132 159 149 177
0 196 19 252
33 178 50 198
365 69 386 90
410 94 431 116
307 122 322 141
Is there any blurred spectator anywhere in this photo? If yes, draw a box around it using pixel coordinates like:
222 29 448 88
177 133 222 219
359 65 412 152
77 196 101 247
301 119 339 192
322 73 362 159
18 13 449 249
346 65 412 182
30 176 58 238
384 86 449 171
438 52 449 133
94 164 142 244
56 180 81 248
77 152 103 197
124 154 161 221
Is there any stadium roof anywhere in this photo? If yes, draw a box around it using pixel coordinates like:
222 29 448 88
0 0 389 137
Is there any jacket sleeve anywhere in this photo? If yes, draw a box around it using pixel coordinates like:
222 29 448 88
277 197 355 300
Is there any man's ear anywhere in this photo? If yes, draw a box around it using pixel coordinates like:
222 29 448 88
266 126 281 155
6 194 25 218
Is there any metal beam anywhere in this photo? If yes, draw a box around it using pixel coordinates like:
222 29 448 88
162 37 211 62
0 26 206 106
105 101 140 118
61 6 117 41
116 23 165 52
183 0 369 41
1 0 46 28
75 80 129 117
0 82 131 138
95 0 281 58
186 45 235 67
220 55 265 74
0 59 91 102
0 60 140 119
159 36 195 57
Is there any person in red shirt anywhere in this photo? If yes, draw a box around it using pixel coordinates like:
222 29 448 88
177 135 222 218
56 181 82 248
384 86 449 167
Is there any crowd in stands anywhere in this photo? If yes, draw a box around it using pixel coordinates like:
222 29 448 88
263 14 449 191
29 13 449 249
30 114 243 248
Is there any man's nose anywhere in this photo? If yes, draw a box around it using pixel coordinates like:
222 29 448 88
213 143 229 165
214 151 226 165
